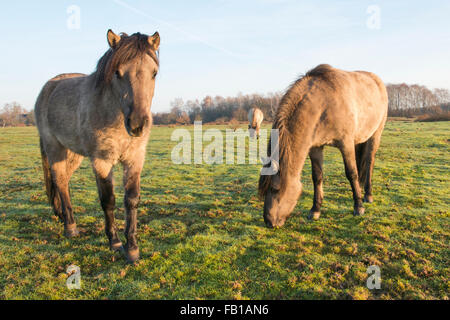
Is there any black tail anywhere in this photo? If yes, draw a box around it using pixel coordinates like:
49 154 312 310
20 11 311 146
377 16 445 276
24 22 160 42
40 138 62 219
355 142 369 188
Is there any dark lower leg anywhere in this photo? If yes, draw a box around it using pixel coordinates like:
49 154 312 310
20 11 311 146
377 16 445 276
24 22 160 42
363 137 380 204
51 193 64 222
364 155 375 203
124 172 141 263
308 147 324 220
341 145 364 216
96 173 121 249
56 182 79 237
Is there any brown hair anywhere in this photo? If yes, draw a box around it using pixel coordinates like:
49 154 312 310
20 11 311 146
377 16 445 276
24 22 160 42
94 32 159 89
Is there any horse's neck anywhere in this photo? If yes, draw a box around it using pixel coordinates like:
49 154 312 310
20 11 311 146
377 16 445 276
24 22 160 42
86 77 122 124
279 101 319 180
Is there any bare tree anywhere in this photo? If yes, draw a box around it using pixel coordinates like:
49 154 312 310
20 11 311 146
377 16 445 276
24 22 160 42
0 102 30 127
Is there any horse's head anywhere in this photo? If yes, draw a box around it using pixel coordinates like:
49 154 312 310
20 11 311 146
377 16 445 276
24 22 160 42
259 159 302 228
105 30 160 137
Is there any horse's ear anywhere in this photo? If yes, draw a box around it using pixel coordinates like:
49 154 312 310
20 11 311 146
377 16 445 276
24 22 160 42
148 32 160 51
107 29 121 49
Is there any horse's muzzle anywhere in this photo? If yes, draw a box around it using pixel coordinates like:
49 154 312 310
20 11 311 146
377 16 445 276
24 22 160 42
126 116 149 137
264 214 285 229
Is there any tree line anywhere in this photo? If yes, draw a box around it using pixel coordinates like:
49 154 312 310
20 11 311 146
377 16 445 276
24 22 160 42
387 84 450 117
153 92 283 125
1 84 449 127
0 102 35 127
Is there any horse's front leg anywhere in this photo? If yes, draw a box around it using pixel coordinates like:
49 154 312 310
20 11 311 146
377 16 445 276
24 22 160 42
92 159 122 251
122 159 143 263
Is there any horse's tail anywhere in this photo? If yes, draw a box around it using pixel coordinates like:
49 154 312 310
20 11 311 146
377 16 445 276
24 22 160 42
355 142 368 187
39 138 62 219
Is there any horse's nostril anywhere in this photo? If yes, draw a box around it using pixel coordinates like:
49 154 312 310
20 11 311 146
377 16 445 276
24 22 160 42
264 216 274 229
131 126 143 136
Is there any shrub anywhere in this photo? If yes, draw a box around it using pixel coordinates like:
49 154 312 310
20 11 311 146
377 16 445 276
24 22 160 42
415 111 450 122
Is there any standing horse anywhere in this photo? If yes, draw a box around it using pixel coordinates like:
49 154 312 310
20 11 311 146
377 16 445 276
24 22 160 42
248 107 264 138
35 30 160 262
259 64 388 228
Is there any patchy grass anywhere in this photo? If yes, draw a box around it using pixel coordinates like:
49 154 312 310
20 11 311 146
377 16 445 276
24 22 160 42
0 121 448 300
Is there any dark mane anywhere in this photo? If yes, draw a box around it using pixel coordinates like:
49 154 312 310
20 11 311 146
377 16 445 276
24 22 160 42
94 32 159 89
305 63 333 78
258 64 334 198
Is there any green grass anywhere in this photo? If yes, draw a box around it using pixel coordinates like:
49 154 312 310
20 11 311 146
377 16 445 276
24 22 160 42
0 121 448 300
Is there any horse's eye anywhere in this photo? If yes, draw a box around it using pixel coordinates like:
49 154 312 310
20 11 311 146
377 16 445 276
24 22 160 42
152 71 157 79
115 70 122 79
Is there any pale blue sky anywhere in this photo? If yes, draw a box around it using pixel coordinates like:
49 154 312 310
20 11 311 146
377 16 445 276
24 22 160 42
1 0 449 112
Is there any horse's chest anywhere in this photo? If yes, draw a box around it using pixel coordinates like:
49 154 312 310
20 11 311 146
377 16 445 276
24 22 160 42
93 133 146 163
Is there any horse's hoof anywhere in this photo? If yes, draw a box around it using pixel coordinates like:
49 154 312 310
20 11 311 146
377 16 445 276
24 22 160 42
64 224 80 238
364 195 374 203
126 248 140 264
308 210 321 220
353 207 365 216
110 241 124 253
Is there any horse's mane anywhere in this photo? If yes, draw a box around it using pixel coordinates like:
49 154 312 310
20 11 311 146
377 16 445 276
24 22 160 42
94 32 159 89
258 64 334 198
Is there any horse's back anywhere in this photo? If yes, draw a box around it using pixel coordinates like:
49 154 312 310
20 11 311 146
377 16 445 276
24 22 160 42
35 73 88 148
347 70 388 141
50 73 86 82
306 65 387 145
35 73 87 115
255 108 264 123
248 108 264 127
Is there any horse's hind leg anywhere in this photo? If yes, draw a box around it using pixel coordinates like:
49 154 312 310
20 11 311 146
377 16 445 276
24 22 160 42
361 129 383 203
47 143 82 237
40 138 63 221
92 159 123 251
308 147 324 220
339 141 365 216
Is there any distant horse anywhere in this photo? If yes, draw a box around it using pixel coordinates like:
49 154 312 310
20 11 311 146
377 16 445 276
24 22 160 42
248 107 264 138
35 30 160 262
259 64 388 228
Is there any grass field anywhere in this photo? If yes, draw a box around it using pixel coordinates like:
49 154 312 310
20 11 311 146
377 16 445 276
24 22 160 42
0 121 448 300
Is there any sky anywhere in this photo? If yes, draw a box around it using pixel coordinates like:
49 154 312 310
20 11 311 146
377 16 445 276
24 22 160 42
1 0 449 112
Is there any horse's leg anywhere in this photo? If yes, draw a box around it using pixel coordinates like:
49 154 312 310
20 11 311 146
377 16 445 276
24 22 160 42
92 159 122 251
122 157 144 263
308 147 324 220
40 138 63 221
339 141 365 216
48 147 80 237
362 129 383 203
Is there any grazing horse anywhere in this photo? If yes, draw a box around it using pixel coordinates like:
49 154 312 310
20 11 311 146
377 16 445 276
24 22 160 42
248 107 264 138
35 30 160 262
259 64 388 228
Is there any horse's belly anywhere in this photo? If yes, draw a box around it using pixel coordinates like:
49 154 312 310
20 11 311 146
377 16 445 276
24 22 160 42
55 133 88 156
354 105 384 144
